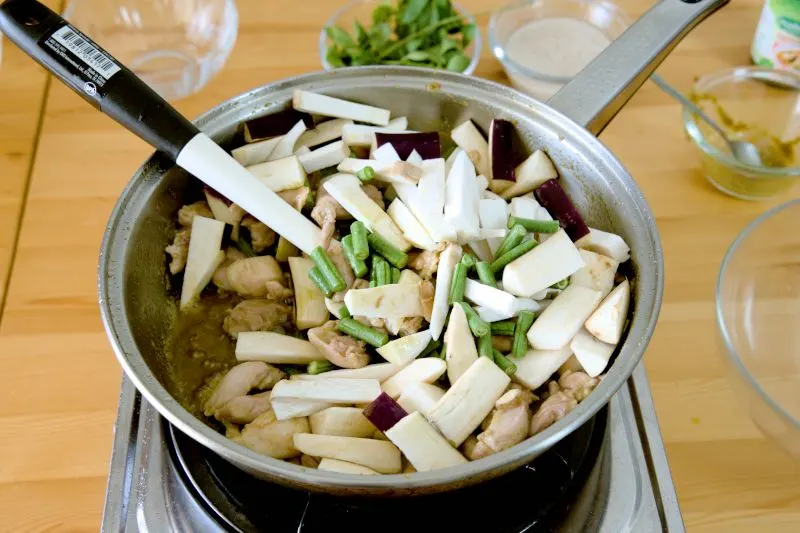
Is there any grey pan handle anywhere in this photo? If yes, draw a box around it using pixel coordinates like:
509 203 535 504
547 0 729 135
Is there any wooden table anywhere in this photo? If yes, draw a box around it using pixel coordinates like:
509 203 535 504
0 0 798 531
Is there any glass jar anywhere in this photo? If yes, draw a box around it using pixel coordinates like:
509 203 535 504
751 0 800 71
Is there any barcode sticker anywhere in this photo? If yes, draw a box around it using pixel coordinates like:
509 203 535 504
50 25 121 80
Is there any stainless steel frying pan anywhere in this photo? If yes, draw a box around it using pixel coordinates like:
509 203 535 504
0 0 727 496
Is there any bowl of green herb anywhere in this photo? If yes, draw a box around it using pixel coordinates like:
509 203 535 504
319 0 481 74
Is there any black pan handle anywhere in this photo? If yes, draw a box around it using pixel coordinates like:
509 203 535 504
0 0 199 160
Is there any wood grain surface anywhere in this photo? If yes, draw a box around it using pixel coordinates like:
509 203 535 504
0 0 798 531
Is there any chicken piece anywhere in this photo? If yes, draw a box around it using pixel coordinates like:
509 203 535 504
529 383 578 436
461 435 480 459
278 186 311 211
328 241 356 301
223 300 293 339
228 204 248 241
225 256 291 299
178 201 213 227
468 388 536 460
301 454 320 468
398 316 423 337
308 320 369 369
215 391 274 425
409 248 441 280
415 280 435 323
213 247 247 291
558 371 599 402
241 215 276 253
233 410 310 459
165 228 190 275
204 362 278 416
362 184 385 210
311 194 339 249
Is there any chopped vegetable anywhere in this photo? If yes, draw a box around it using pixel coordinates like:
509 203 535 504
585 279 630 345
339 158 422 185
570 249 619 297
448 263 467 304
307 360 334 375
512 311 536 359
507 216 560 233
337 318 389 348
501 229 585 297
478 197 510 254
444 304 479 384
477 333 494 360
373 255 390 286
461 253 476 269
458 301 490 338
570 328 615 378
534 179 590 241
494 224 526 259
490 239 538 274
272 377 381 404
385 412 467 471
512 347 573 391
375 131 441 160
356 165 376 182
427 357 511 447
501 150 559 199
308 266 333 297
292 362 401 382
317 458 380 475
476 261 497 288
297 140 349 173
489 119 516 181
272 398 331 420
377 329 432 366
246 155 307 192
490 320 516 336
363 392 408 432
492 349 517 376
297 118 353 149
293 433 401 474
416 158 446 214
396 382 446 415
444 150 481 240
288 257 330 330
367 231 409 268
451 120 490 177
391 267 400 283
243 108 313 143
323 173 411 251
552 278 570 290
341 120 409 147
526 285 604 350
345 283 424 321
293 90 390 126
418 339 442 359
386 198 437 251
311 246 347 293
231 136 281 166
268 120 308 160
575 228 631 263
342 235 368 278
466 239 493 263
463 279 516 319
349 221 370 260
179 216 225 309
382 358 447 399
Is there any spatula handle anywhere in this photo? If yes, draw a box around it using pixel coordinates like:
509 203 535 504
0 0 199 160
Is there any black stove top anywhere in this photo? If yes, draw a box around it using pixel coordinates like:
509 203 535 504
169 408 609 533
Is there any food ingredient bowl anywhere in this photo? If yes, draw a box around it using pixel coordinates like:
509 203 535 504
684 66 800 200
488 0 629 101
717 199 800 460
319 0 480 74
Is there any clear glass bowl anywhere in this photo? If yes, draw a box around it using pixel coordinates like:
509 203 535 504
717 199 800 460
488 0 629 101
319 0 481 75
62 0 239 102
683 67 800 200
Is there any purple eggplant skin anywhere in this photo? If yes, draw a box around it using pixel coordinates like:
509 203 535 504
363 392 408 432
375 132 441 160
534 179 590 241
490 119 516 181
244 109 314 142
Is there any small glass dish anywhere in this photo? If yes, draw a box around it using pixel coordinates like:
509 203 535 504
319 0 481 75
62 0 239 102
683 67 800 200
717 199 800 460
488 0 629 101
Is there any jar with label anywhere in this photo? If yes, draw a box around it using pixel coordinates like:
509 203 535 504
752 0 800 71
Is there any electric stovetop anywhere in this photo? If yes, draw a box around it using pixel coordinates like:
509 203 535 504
101 363 684 532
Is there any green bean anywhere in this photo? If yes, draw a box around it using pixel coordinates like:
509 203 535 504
339 305 351 319
494 224 526 258
311 246 346 292
552 278 570 290
461 253 476 269
308 266 333 297
342 235 368 278
350 221 370 260
476 261 497 288
418 339 442 358
391 267 401 284
490 239 538 274
478 334 494 361
282 366 304 376
507 216 560 233
373 255 389 286
356 166 375 182
337 318 389 347
369 280 376 288
492 349 517 376
437 342 447 359
382 261 392 287
459 302 490 337
367 232 409 268
490 320 516 336
449 263 467 304
512 311 536 359
307 360 334 375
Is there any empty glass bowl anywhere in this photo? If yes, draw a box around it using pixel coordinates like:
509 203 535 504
684 67 800 200
62 0 239 101
717 199 800 460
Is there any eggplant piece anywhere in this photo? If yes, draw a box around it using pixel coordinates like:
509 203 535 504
500 150 559 199
451 120 490 177
293 90 391 126
296 118 353 150
271 378 382 404
363 392 409 432
489 119 516 181
292 433 401 473
179 216 225 309
534 179 590 242
244 108 313 143
375 131 441 160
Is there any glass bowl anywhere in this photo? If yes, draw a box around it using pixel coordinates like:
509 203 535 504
62 0 239 102
488 0 630 101
717 199 800 460
683 67 800 200
319 0 481 75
